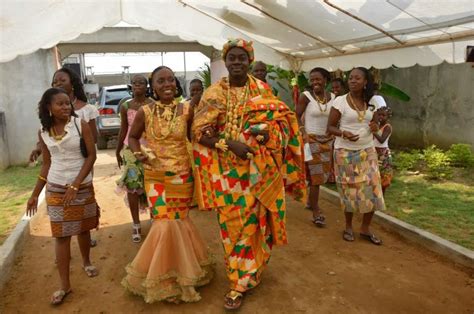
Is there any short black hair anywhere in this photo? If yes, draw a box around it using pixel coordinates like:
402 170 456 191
148 66 183 100
52 68 88 102
309 67 330 81
379 106 393 117
38 88 77 132
332 77 345 85
190 79 203 87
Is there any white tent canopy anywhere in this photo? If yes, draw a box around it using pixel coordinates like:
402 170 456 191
1 0 473 70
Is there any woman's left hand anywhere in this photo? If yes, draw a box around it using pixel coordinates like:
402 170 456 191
251 129 269 145
369 121 380 133
63 186 78 206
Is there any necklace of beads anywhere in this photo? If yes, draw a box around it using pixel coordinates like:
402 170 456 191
312 90 328 112
224 82 249 140
348 93 367 122
150 100 179 140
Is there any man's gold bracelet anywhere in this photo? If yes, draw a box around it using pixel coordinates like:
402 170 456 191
215 139 229 152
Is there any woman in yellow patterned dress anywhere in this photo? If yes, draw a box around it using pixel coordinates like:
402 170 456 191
192 39 306 310
121 66 213 303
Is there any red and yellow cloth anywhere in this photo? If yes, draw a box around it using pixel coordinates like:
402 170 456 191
192 75 305 292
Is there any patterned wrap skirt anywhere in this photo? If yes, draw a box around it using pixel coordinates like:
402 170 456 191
375 147 393 189
46 182 99 237
306 135 334 186
334 147 385 213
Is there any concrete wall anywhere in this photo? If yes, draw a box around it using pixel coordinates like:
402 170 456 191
381 62 474 149
0 49 57 168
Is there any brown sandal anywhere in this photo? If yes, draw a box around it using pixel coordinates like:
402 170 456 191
224 290 244 311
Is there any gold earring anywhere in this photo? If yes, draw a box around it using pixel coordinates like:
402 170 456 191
49 111 52 117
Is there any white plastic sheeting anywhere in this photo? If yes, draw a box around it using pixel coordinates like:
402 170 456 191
1 0 473 70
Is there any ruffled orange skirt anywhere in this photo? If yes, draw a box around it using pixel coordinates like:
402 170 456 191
121 217 213 303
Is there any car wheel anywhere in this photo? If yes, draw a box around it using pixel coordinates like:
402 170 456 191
97 136 108 150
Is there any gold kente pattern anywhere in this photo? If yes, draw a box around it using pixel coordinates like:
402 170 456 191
143 103 190 173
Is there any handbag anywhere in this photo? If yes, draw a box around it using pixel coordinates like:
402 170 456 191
73 118 88 158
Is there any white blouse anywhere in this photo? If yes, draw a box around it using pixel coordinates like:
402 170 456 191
303 91 335 135
333 94 381 150
40 117 92 186
75 104 99 122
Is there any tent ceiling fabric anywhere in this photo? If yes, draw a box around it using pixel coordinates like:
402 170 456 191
1 0 473 70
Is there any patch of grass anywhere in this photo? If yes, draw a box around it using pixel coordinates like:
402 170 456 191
322 168 474 249
384 169 474 249
0 165 40 244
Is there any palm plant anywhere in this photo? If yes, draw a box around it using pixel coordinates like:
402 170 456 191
197 63 211 88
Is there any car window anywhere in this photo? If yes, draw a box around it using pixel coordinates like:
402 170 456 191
98 88 130 107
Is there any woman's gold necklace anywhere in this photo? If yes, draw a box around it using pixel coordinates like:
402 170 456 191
348 93 367 122
150 100 179 139
312 90 328 112
50 118 70 141
224 82 249 140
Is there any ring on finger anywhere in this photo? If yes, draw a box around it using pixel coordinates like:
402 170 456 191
255 135 264 142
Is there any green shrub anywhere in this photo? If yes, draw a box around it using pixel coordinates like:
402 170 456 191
423 145 452 179
447 144 474 167
393 150 422 171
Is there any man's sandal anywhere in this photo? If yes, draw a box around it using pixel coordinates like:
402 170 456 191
50 289 71 305
312 215 326 227
224 290 244 311
342 230 355 242
83 265 99 277
360 233 383 245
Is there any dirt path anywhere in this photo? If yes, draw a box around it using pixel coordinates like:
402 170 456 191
1 150 473 313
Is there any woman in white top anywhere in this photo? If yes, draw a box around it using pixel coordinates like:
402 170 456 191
297 67 335 227
26 88 99 305
29 68 99 161
327 67 385 245
52 67 99 142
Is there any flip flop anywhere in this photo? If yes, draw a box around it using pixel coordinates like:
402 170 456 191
360 233 383 245
51 289 71 305
83 265 99 277
312 215 326 227
342 230 355 242
224 290 244 311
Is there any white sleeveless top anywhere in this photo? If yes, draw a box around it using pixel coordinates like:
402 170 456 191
374 124 391 148
40 117 92 186
74 104 99 122
333 94 382 150
303 91 335 135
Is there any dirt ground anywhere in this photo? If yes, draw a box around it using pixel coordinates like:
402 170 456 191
1 150 473 313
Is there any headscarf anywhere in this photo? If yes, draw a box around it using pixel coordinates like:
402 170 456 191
222 38 255 63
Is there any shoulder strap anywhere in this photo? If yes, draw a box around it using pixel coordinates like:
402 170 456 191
73 117 82 137
122 99 131 110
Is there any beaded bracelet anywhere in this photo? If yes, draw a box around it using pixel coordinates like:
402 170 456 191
68 185 78 191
